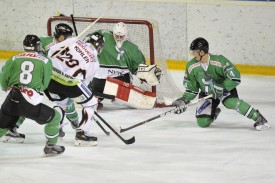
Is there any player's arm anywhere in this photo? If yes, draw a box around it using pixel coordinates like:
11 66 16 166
128 45 146 74
181 69 200 103
220 55 241 91
42 58 53 91
0 57 14 91
172 66 200 108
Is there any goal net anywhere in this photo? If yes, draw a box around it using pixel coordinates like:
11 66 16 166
47 16 182 107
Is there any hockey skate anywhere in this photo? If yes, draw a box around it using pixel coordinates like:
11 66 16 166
253 113 271 131
74 129 97 146
2 127 25 143
43 141 65 157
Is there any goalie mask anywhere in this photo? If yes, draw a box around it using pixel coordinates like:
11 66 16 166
113 22 128 48
54 23 73 39
85 32 105 54
23 35 42 52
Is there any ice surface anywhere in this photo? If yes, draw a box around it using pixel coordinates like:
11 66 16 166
0 61 275 183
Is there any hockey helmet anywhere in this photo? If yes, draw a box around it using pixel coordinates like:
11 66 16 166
190 37 209 53
113 22 128 48
85 32 105 54
23 35 42 52
54 23 73 39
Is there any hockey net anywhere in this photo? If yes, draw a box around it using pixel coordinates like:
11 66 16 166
47 16 182 107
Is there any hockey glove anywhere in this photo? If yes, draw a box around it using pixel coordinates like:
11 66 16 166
136 64 162 86
172 97 189 114
211 83 224 99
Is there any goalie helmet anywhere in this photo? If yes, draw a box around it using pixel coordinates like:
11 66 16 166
23 35 42 52
190 37 209 53
54 23 73 39
113 22 128 48
85 32 105 54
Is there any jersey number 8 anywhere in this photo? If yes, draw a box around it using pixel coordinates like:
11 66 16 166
20 61 34 84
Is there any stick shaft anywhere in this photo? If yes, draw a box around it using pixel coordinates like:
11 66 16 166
120 95 213 133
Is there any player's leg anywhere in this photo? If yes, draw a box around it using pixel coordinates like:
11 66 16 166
196 93 221 128
65 98 79 129
222 89 270 130
0 90 24 143
73 83 98 146
46 80 75 138
3 117 26 143
19 100 64 155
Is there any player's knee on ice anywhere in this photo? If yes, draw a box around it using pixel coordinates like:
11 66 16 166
196 117 213 128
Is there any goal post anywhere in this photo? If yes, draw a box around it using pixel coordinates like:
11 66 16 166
47 16 182 107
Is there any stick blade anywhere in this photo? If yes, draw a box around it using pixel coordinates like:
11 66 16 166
124 136 135 145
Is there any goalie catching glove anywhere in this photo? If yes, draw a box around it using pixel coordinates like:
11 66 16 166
172 97 189 114
136 64 162 86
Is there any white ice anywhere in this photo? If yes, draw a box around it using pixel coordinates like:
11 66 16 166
0 62 275 183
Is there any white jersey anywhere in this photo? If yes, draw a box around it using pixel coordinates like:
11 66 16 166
48 38 99 86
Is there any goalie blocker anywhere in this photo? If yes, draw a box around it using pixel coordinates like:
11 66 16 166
103 77 156 109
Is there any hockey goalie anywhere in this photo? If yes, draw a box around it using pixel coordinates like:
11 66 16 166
89 22 162 109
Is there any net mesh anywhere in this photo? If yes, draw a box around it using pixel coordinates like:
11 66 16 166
47 17 182 107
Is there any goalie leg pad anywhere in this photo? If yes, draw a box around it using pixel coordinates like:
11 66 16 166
103 77 156 109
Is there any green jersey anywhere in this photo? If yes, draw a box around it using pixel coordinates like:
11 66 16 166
93 30 145 78
183 54 241 102
0 52 52 92
39 36 56 56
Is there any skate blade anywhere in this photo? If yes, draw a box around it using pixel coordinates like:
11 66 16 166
42 152 64 158
74 140 97 147
2 137 24 143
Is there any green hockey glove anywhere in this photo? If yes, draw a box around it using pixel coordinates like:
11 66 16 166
211 83 224 99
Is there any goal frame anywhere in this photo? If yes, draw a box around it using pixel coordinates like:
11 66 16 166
47 16 157 93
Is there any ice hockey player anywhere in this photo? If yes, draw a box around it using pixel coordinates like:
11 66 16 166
172 37 271 131
46 32 105 146
0 35 65 155
89 22 162 109
3 23 79 142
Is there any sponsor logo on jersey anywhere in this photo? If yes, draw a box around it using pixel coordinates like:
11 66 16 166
75 40 95 63
14 53 48 63
188 62 200 74
210 60 222 67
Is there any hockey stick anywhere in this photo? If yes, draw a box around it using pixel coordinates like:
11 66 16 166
94 112 135 145
120 95 213 133
51 0 113 59
70 14 78 36
93 117 110 136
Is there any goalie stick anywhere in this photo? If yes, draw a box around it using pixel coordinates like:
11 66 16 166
94 112 135 145
120 94 213 133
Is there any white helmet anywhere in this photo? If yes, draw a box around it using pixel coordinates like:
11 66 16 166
113 22 128 48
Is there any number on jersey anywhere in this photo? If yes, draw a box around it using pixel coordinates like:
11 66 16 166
20 61 34 84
